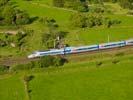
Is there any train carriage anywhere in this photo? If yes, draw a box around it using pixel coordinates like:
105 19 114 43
125 39 133 45
99 41 126 49
70 45 99 53
28 39 133 59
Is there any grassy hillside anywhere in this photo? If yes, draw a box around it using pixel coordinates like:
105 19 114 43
0 0 133 57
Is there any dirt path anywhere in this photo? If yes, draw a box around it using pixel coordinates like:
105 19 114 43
0 30 18 35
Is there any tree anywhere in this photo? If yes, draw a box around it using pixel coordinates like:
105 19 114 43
0 0 9 6
15 10 30 25
2 5 16 25
70 13 87 28
118 0 133 9
41 17 66 49
38 56 55 68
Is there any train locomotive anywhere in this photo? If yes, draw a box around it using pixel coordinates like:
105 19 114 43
28 39 133 58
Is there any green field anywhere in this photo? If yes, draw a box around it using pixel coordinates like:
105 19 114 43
29 61 133 100
0 0 133 56
0 75 26 100
1 49 133 100
0 1 133 100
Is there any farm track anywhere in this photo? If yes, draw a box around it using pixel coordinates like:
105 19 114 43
0 45 133 66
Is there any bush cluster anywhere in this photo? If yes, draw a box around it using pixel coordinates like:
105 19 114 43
0 0 30 25
70 13 121 28
0 65 9 74
11 56 67 72
53 0 88 12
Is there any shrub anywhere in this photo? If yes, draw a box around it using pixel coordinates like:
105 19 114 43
38 56 55 68
115 52 124 57
112 59 120 64
53 56 67 66
0 65 9 73
23 75 34 82
11 62 34 71
96 61 102 67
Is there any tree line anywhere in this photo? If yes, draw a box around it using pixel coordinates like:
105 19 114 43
53 0 89 12
53 0 133 10
0 56 68 74
70 13 121 28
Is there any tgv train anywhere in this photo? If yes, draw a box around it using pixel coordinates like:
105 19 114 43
28 39 133 58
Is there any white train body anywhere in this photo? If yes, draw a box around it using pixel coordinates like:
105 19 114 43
125 39 133 45
28 39 133 58
71 45 99 53
99 41 126 49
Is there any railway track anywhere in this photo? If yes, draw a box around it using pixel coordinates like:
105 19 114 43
0 45 133 66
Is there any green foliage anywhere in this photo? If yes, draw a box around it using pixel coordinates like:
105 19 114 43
38 56 55 68
40 17 67 48
53 0 65 7
53 0 88 12
96 61 103 67
0 0 9 6
70 12 120 28
23 75 34 82
0 65 9 73
2 5 16 25
118 0 133 9
0 39 7 47
112 59 120 64
53 56 67 66
15 10 30 25
37 56 67 68
0 0 30 25
10 56 67 71
11 62 34 71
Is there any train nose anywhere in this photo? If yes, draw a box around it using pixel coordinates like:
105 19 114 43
28 55 34 59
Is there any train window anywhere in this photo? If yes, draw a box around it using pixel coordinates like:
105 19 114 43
128 41 133 43
77 46 98 51
103 43 125 47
